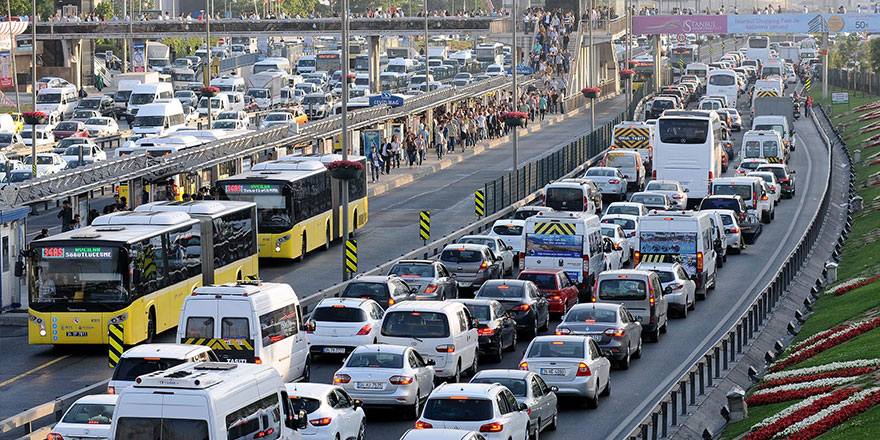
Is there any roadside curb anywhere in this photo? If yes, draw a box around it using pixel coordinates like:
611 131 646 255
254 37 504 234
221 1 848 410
0 312 27 326
368 92 619 198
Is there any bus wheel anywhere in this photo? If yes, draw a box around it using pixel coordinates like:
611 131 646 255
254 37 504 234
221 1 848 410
146 308 156 343
324 226 331 251
299 234 307 263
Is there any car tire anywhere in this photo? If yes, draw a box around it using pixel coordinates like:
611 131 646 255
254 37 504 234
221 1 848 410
529 423 539 440
407 392 421 420
660 319 668 334
730 246 742 255
492 340 504 363
585 390 599 409
539 312 549 331
467 353 479 377
717 256 724 269
547 414 558 431
648 327 660 343
679 303 688 319
633 338 643 358
524 318 538 340
762 213 771 224
600 377 611 397
451 362 461 383
617 345 631 370
357 421 366 440
505 331 518 352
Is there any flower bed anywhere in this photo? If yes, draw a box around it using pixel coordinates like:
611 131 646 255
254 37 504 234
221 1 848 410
744 389 859 440
781 388 880 439
769 318 880 372
764 359 880 382
757 367 879 390
829 274 880 296
747 377 859 406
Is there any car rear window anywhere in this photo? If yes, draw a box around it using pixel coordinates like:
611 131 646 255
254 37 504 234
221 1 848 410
478 284 525 299
112 357 187 381
544 187 584 211
646 182 678 191
739 161 763 172
655 271 676 283
513 210 540 220
345 351 404 368
441 249 483 263
389 263 434 278
114 417 209 440
62 403 115 424
757 166 786 179
700 199 740 212
518 272 558 290
527 340 585 358
470 378 527 397
597 279 648 301
605 153 635 168
712 184 752 200
564 308 617 323
290 397 322 414
423 398 494 422
493 224 524 235
341 282 389 300
381 311 450 338
313 306 367 322
606 205 640 216
630 194 666 206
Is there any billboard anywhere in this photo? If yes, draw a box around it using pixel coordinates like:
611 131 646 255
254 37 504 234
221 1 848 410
0 51 11 88
634 14 880 35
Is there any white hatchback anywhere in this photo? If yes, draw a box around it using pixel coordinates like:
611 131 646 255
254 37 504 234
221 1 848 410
488 219 525 260
285 383 366 440
48 394 117 440
415 383 530 440
306 297 385 356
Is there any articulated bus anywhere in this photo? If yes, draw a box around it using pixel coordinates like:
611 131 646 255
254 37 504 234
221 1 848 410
653 110 723 202
27 201 259 345
217 155 369 260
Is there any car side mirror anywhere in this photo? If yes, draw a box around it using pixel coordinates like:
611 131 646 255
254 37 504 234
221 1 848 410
507 245 514 251
409 286 419 294
519 402 529 411
450 273 457 279
790 170 796 174
353 399 363 409
495 256 503 262
683 188 689 193
305 319 316 332
664 285 673 294
425 358 436 366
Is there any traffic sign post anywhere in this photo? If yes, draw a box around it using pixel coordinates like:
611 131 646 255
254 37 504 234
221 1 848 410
345 239 357 273
108 324 123 368
475 190 485 217
419 210 430 244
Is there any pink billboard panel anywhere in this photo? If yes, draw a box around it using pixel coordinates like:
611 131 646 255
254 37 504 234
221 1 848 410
633 15 728 35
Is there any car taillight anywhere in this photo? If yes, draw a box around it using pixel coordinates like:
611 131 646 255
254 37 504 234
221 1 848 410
697 252 704 272
519 361 529 370
333 374 351 384
668 283 684 291
436 344 455 353
740 213 745 222
47 434 64 440
584 196 590 211
480 422 504 432
424 284 438 294
729 228 739 233
390 375 414 385
634 251 641 266
649 295 655 305
514 304 531 312
478 327 495 336
576 362 591 376
609 179 620 184
415 421 433 429
779 177 789 182
309 417 332 426
556 327 571 335
479 261 488 270
672 194 682 199
761 195 768 200
604 328 626 337
255 357 262 364
107 386 115 394
542 194 546 205
753 192 757 202
388 298 395 306
652 170 657 179
356 324 372 335
583 254 590 277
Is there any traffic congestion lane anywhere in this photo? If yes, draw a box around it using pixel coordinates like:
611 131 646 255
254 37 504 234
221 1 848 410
307 104 827 440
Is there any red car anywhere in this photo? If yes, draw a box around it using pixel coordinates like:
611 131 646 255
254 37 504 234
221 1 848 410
517 269 579 316
52 121 89 140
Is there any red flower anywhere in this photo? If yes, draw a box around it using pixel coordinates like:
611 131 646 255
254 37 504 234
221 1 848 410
325 160 365 171
581 87 601 94
619 69 636 76
22 111 47 119
832 275 880 296
499 111 528 121
746 387 835 407
743 389 860 440
770 318 880 372
199 86 220 94
758 367 879 390
786 391 880 440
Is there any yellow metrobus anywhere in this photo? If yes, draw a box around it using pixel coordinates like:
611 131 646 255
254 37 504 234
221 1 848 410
27 201 258 345
217 155 369 260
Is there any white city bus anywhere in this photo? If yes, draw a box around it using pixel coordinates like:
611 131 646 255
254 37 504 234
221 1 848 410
706 69 740 108
652 110 723 202
747 36 771 63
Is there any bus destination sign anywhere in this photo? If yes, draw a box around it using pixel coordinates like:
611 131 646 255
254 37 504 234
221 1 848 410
41 247 115 259
224 184 281 195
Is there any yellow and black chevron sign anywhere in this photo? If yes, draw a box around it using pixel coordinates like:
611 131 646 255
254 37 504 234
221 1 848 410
419 211 430 241
108 324 123 368
639 254 673 263
765 157 782 163
678 58 684 69
183 337 255 351
804 78 812 92
756 90 780 98
534 222 577 235
614 127 651 149
345 239 357 272
475 190 485 217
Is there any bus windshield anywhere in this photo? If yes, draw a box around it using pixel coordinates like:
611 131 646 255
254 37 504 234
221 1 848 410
658 119 709 144
226 193 290 233
29 245 129 308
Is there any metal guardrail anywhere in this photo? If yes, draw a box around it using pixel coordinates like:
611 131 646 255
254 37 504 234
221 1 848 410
620 95 839 440
218 53 261 72
0 379 109 439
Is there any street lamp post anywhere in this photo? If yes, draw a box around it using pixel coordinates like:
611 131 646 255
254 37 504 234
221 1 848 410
6 0 20 113
589 0 594 130
30 0 35 176
424 0 430 147
341 0 351 280
205 2 212 128
512 0 518 171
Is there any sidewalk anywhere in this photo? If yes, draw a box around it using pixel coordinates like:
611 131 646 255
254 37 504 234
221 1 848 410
367 92 620 198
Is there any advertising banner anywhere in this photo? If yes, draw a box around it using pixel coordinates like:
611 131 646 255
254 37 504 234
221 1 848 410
634 14 880 35
639 231 697 254
133 43 145 72
0 50 11 88
526 234 584 258
363 129 382 154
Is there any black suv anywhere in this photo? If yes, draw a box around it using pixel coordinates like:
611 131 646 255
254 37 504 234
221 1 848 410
757 164 796 198
700 195 762 244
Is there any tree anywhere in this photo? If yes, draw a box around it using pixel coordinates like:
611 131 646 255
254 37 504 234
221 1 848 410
871 38 880 73
95 1 113 19
8 0 54 18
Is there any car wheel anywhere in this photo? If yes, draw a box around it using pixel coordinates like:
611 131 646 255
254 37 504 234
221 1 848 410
600 377 611 397
492 339 504 363
505 330 518 352
466 351 479 377
679 303 688 318
524 319 538 340
633 338 643 359
357 421 366 440
586 390 600 409
762 213 771 224
299 234 307 262
730 246 741 255
324 226 331 251
689 293 696 310
451 362 461 383
717 256 723 269
407 391 421 420
648 326 660 343
660 319 668 334
547 414 558 431
145 308 156 343
539 312 549 331
617 345 631 370
529 423 540 440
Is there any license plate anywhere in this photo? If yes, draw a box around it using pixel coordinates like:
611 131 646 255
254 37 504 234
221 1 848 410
458 281 469 287
540 368 567 376
323 347 346 354
356 382 385 390
65 331 88 337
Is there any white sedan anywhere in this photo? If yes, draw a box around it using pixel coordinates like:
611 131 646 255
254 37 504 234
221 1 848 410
48 394 117 440
23 153 67 174
644 180 688 209
636 261 696 318
20 128 55 148
284 383 366 440
582 167 628 201
487 219 525 261
601 223 631 265
61 144 107 163
519 335 612 409
261 111 295 128
457 235 515 276
83 117 119 137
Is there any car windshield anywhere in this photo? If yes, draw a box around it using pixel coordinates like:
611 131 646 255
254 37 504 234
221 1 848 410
389 263 434 278
129 93 155 105
754 124 785 137
62 403 116 425
545 187 583 211
340 282 388 300
64 146 92 155
527 340 585 358
492 224 523 235
78 99 101 109
585 169 617 177
646 182 679 191
478 284 524 299
247 89 268 99
0 134 13 144
345 351 404 368
598 279 648 300
112 357 187 381
213 121 237 129
289 397 322 414
58 138 86 148
265 113 288 121
631 194 666 206
85 118 108 126
302 96 325 105
133 116 164 127
55 122 77 131
174 92 192 98
24 156 55 165
36 93 61 103
701 199 741 211
312 306 366 322
423 398 494 422
471 378 528 397
381 311 450 338
607 205 639 216
713 184 752 200
441 249 482 263
217 112 238 120
565 307 618 323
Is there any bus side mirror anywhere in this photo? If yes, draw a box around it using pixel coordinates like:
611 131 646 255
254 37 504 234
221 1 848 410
14 261 24 277
132 268 141 284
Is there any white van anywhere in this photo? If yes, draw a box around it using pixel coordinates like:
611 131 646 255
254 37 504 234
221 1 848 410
127 82 174 117
211 75 246 93
220 91 245 112
109 362 308 440
138 135 204 157
542 180 597 214
108 343 218 394
712 176 768 219
741 130 785 163
36 87 78 120
378 301 479 382
752 115 795 152
198 94 231 117
635 210 717 297
522 211 604 296
296 55 316 74
131 100 187 137
177 282 310 383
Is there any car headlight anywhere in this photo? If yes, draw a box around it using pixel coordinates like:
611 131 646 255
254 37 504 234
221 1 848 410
275 234 291 252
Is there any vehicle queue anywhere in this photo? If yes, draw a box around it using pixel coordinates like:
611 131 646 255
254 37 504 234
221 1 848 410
38 36 808 440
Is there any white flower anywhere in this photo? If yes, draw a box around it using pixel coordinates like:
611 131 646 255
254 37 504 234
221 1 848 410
775 387 880 439
763 359 880 382
751 392 832 431
751 376 858 397
771 319 877 370
828 276 866 294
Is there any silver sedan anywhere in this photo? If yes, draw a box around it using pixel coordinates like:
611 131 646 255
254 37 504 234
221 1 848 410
333 345 435 420
636 262 696 318
388 260 458 301
582 167 628 201
644 180 688 209
471 369 559 438
555 303 642 370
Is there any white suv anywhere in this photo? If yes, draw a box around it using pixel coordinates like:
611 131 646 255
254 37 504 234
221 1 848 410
415 383 530 439
306 297 385 356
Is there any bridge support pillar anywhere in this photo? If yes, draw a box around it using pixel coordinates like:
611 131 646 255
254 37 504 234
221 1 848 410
652 35 661 92
368 35 380 94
